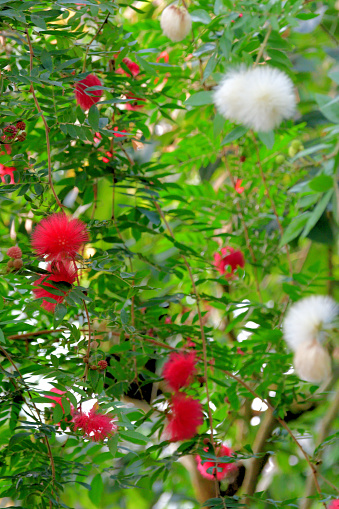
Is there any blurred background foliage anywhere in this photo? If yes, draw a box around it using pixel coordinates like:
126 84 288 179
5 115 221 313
0 0 338 508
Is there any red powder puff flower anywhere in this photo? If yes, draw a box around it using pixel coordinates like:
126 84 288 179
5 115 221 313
102 157 110 163
0 141 12 156
113 126 127 138
75 74 103 110
196 444 238 480
7 246 22 259
213 247 245 278
33 261 77 312
72 405 117 441
329 501 339 509
162 351 197 391
235 179 244 194
165 393 203 442
116 57 140 78
0 164 16 184
31 213 89 261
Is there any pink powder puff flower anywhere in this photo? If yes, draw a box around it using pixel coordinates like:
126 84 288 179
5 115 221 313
329 501 339 509
235 179 244 194
116 57 140 78
7 246 22 259
72 405 117 441
162 351 197 391
33 261 78 312
165 316 172 324
165 393 203 442
213 247 245 278
75 74 103 111
0 164 16 184
196 444 238 480
31 213 89 261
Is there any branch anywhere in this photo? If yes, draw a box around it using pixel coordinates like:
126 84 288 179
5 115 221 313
25 30 63 210
82 14 109 73
224 370 327 509
254 25 272 66
301 386 339 509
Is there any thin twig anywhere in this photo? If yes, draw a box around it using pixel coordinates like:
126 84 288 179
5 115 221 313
82 14 109 73
252 132 293 277
8 328 66 340
254 25 272 66
25 29 63 209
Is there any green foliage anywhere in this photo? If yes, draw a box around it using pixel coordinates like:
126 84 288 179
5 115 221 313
0 0 338 508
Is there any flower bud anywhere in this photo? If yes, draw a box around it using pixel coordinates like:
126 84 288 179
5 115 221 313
90 340 99 349
13 259 23 270
160 5 192 42
98 360 108 370
275 154 285 165
7 246 22 259
293 341 331 383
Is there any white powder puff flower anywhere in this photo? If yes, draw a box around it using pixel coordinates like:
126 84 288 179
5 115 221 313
283 295 338 351
293 340 332 383
160 5 192 42
213 65 296 132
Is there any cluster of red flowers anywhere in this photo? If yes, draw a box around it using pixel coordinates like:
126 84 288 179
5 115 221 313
196 444 237 481
46 389 117 442
162 350 203 442
213 246 245 279
31 213 89 312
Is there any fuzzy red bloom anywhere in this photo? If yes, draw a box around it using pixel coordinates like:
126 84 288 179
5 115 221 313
45 388 67 411
196 445 238 480
162 351 197 391
7 246 22 259
72 405 117 441
329 502 339 509
31 213 89 261
0 164 16 184
75 74 103 110
165 393 203 442
235 178 244 194
213 247 245 278
33 261 77 312
102 157 110 163
116 57 140 77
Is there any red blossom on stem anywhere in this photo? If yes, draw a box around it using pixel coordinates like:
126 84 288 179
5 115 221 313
165 393 203 442
31 213 89 261
329 501 339 509
33 261 77 312
196 445 238 480
213 247 245 278
75 74 103 111
162 351 197 391
72 405 117 441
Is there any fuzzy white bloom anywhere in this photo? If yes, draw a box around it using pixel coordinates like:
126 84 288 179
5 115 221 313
160 5 192 42
283 295 338 350
213 65 296 132
293 340 332 383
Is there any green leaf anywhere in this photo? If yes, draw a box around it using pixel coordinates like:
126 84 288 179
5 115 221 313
301 190 333 238
135 55 156 76
54 304 67 326
31 15 47 30
40 50 53 72
108 434 118 457
190 9 211 24
88 105 100 131
53 403 63 424
309 175 333 193
0 328 6 344
119 430 150 444
257 130 275 149
222 126 248 145
185 91 214 106
89 473 103 506
279 213 310 246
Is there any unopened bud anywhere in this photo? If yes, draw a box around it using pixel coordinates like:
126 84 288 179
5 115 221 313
90 340 99 349
13 259 23 270
90 365 98 370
